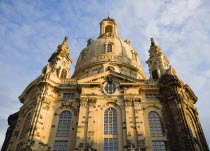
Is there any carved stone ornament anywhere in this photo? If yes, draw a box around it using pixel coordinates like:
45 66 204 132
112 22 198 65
133 97 141 103
124 97 141 107
80 97 97 108
180 89 189 101
124 98 133 107
107 75 113 82
80 98 88 107
106 66 114 71
42 100 51 110
88 131 94 136
88 97 97 107
149 38 162 56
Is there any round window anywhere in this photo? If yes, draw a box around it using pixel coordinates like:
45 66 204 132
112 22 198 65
104 82 116 94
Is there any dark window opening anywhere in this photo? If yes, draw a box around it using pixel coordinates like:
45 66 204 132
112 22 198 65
61 69 67 78
152 70 158 79
105 25 113 33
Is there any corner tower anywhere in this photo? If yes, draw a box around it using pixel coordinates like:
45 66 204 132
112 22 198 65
146 38 209 151
146 38 176 79
43 37 73 79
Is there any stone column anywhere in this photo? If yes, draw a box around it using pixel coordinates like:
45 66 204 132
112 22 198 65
124 97 138 151
75 97 89 151
86 97 97 150
121 103 128 151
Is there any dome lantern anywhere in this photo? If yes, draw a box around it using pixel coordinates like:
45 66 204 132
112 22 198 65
99 16 118 38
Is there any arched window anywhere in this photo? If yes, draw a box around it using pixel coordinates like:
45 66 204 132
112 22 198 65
104 108 118 150
56 111 72 137
20 113 32 139
148 111 163 137
152 70 159 79
105 25 113 33
104 82 116 94
107 44 112 52
104 108 117 134
61 69 67 78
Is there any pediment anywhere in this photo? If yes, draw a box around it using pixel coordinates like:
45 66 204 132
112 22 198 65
77 71 142 85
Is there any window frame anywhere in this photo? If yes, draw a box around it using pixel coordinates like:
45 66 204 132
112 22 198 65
145 94 157 100
104 138 118 151
53 140 68 151
63 93 75 99
152 141 166 151
104 82 117 95
107 44 113 52
148 111 163 137
56 111 72 137
104 108 118 151
104 108 118 135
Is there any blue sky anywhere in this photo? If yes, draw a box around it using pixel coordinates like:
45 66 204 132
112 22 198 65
0 0 210 148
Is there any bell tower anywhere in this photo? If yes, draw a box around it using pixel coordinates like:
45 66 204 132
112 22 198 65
42 36 73 78
146 38 176 79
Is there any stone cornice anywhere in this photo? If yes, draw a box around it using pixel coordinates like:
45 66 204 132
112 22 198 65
72 56 146 79
77 71 143 83
120 80 158 87
19 75 61 103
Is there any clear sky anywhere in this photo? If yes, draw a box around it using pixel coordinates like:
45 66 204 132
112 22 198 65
0 0 210 148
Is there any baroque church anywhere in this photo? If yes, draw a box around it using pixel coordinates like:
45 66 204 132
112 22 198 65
2 17 209 151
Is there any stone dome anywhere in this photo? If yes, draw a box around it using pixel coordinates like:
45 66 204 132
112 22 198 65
72 17 146 79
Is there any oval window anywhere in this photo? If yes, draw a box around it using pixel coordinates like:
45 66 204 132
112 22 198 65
104 82 116 94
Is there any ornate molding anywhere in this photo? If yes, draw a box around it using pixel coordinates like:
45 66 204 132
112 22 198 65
124 97 141 107
42 100 51 110
80 97 97 108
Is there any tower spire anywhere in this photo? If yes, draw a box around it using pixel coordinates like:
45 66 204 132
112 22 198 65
151 37 156 46
146 38 176 79
148 37 162 56
42 36 73 78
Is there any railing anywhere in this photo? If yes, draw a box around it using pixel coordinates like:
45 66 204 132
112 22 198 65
61 79 77 84
144 79 159 85
120 79 158 87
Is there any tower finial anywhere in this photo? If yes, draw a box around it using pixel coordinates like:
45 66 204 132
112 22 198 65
108 12 110 19
64 36 68 43
151 37 156 46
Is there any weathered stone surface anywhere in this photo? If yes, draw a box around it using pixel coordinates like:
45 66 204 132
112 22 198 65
2 17 208 151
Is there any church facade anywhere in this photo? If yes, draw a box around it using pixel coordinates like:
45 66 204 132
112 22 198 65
2 17 209 151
